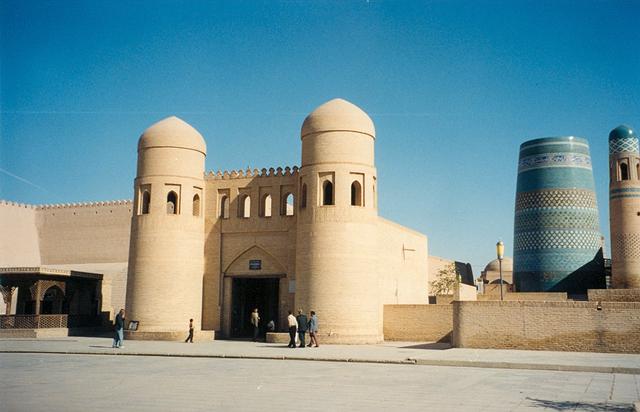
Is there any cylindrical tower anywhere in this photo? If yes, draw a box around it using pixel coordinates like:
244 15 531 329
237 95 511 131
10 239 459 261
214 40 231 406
609 125 640 288
295 98 381 343
513 136 604 293
125 116 207 340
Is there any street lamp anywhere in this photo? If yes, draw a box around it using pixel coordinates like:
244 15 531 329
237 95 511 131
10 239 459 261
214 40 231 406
496 240 505 301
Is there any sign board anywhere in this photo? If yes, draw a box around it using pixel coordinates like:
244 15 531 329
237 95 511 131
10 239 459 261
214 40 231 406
249 260 262 270
128 320 139 331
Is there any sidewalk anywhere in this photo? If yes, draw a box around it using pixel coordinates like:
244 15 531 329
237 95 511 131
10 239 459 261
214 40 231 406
1 337 639 374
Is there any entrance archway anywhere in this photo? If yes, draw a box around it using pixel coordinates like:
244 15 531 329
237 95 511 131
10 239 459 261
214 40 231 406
41 286 64 314
230 277 279 339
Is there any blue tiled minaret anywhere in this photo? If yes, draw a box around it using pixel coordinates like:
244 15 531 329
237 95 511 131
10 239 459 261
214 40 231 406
513 136 604 293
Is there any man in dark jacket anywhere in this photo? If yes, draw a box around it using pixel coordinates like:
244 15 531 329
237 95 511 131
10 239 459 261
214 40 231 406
295 309 308 348
112 309 125 348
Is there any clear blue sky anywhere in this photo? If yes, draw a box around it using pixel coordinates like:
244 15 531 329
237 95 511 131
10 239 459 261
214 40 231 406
1 0 639 273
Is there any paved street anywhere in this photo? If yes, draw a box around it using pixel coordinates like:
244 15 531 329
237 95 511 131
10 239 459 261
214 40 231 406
1 352 639 412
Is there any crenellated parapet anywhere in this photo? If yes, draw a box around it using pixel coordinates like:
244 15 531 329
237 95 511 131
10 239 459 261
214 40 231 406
35 200 133 210
206 166 299 180
0 200 37 209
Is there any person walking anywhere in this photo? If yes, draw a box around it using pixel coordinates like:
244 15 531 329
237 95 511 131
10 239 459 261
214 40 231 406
295 309 308 348
112 309 125 348
307 310 319 347
185 318 194 343
287 310 298 348
250 308 260 342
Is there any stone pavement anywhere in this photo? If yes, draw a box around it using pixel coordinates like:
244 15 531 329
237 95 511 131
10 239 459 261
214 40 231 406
1 337 640 374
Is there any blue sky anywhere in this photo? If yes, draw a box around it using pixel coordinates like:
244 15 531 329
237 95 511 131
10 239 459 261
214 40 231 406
1 0 639 272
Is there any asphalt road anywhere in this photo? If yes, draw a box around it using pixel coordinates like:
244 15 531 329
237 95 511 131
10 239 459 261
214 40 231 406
1 353 638 411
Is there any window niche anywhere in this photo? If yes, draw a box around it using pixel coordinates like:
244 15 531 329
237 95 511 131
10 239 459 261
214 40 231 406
165 184 181 215
350 173 364 207
319 172 334 206
300 183 307 210
138 184 151 215
218 189 230 219
238 191 251 218
192 187 202 217
620 161 630 181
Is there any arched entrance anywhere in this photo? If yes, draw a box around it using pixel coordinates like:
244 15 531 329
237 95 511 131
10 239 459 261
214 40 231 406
222 245 289 339
41 286 64 314
231 277 279 338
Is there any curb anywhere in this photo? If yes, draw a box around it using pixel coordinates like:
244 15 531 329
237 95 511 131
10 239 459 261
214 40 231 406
2 350 639 374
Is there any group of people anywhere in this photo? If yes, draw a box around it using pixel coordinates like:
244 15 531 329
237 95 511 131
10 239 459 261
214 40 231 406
287 309 319 348
250 308 319 347
112 307 320 348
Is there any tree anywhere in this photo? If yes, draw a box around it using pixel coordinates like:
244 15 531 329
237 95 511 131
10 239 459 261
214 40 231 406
429 263 458 296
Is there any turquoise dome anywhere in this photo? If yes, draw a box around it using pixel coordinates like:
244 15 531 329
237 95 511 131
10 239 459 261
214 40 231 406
609 125 636 141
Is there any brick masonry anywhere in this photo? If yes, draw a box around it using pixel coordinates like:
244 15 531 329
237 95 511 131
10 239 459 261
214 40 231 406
588 288 640 302
453 300 640 353
383 304 452 342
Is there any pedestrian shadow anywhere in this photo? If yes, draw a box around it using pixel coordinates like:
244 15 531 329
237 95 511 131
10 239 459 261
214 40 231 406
399 343 451 350
88 345 117 349
525 398 633 411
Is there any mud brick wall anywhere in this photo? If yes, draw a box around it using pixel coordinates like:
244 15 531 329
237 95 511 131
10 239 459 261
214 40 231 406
383 304 452 342
453 300 640 353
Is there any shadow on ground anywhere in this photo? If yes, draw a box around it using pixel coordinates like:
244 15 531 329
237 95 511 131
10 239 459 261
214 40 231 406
399 343 451 350
526 398 633 411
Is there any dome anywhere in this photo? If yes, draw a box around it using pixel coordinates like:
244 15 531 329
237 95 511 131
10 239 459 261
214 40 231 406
483 257 513 273
138 116 207 155
609 125 636 141
301 98 375 139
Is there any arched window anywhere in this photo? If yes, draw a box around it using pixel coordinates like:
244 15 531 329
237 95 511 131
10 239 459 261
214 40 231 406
351 181 362 206
219 195 229 219
141 191 150 214
239 195 251 218
322 181 334 206
621 163 629 181
322 181 333 206
300 184 307 209
262 194 272 217
637 163 639 180
192 194 200 216
167 191 178 214
283 193 294 216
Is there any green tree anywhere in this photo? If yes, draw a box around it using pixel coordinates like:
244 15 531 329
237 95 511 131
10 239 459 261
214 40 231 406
429 263 458 296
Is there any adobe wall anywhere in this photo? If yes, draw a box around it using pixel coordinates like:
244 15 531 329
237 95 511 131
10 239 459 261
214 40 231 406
588 288 640 302
36 201 132 265
383 304 452 342
36 201 132 314
453 300 640 353
377 218 429 305
0 201 40 266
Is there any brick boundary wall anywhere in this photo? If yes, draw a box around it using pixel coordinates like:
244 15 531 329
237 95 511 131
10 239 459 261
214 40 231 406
383 304 452 342
588 289 640 302
453 301 640 353
478 292 568 301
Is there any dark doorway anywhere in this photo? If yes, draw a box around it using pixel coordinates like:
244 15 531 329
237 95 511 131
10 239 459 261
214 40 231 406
231 277 279 339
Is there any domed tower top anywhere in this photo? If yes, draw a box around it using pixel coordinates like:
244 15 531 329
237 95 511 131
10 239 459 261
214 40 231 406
138 116 207 155
301 98 375 139
136 116 206 178
609 124 638 155
300 99 375 167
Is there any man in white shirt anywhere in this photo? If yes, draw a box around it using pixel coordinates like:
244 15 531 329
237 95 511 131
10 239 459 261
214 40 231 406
287 310 298 348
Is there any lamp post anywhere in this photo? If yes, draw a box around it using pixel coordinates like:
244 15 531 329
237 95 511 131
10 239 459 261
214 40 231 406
496 241 505 301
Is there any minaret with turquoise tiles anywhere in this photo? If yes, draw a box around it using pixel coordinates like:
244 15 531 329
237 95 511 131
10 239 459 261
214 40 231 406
609 125 640 288
513 136 604 293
